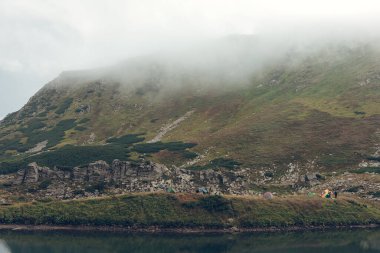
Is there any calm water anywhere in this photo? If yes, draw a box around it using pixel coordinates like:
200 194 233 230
0 229 379 253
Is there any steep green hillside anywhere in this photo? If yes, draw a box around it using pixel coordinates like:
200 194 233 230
0 42 379 175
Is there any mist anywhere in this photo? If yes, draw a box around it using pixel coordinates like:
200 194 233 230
1 0 380 119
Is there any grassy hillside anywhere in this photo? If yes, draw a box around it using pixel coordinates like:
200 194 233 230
0 193 378 229
0 42 379 175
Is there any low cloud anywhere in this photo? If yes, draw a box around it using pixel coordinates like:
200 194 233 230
1 0 380 118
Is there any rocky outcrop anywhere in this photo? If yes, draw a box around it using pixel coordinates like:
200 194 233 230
110 160 167 182
13 162 51 185
10 158 379 200
14 160 167 186
11 159 254 198
12 162 80 185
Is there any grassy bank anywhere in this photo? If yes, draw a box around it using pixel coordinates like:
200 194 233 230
0 194 379 229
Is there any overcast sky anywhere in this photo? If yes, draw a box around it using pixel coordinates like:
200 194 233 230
1 0 380 119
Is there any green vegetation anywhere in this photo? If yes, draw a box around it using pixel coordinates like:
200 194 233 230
26 119 77 149
209 158 241 169
46 105 57 111
345 186 364 193
184 195 233 214
369 191 380 198
37 111 47 117
74 126 87 131
77 118 90 124
235 196 380 228
133 141 197 153
106 134 145 145
84 182 106 193
264 171 274 177
0 118 78 154
0 144 130 173
0 161 25 174
55 98 73 114
19 119 46 135
38 180 52 190
0 133 148 174
0 194 378 228
0 138 25 153
181 151 198 159
351 167 380 174
187 158 241 171
368 156 380 162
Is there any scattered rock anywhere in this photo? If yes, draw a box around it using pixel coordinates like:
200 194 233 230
75 104 91 114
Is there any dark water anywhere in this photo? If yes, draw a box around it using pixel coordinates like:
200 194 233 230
0 229 379 253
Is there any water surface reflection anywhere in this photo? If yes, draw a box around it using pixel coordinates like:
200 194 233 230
0 228 379 253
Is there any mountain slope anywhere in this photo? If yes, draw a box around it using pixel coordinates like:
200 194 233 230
0 40 379 181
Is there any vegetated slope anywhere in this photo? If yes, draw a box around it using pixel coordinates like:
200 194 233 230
0 41 379 176
0 193 378 229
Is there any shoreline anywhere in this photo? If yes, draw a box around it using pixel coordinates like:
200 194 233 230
0 223 378 234
0 194 378 235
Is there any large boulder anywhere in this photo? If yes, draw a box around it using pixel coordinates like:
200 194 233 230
14 162 52 185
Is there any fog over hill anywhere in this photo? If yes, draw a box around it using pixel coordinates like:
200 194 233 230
28 32 380 93
2 0 380 119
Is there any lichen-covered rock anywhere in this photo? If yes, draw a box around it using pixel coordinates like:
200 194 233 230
11 159 258 198
14 162 51 185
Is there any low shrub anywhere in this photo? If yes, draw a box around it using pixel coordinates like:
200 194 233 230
37 112 48 117
370 192 380 198
0 143 131 174
25 119 77 148
367 156 380 162
346 186 363 193
73 189 85 195
26 144 130 168
74 126 87 131
181 151 198 159
85 182 106 193
186 158 241 171
77 118 90 124
316 173 326 180
38 179 52 190
0 161 27 174
264 171 274 177
210 158 241 169
106 134 145 145
19 119 46 135
55 98 73 114
351 167 380 174
133 141 197 153
179 195 233 213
